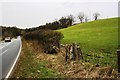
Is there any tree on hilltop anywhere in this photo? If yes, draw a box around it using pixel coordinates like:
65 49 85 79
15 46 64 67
93 12 100 20
78 12 85 23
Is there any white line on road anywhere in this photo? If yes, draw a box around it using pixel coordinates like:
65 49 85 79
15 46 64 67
0 42 12 50
5 39 22 78
0 49 8 56
0 39 16 50
1 44 9 49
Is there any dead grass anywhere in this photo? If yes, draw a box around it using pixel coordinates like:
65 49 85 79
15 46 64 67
12 39 120 78
31 40 119 78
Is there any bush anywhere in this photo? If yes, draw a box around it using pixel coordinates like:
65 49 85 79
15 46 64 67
24 30 63 53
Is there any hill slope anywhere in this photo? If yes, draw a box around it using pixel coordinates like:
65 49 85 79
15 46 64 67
58 17 118 66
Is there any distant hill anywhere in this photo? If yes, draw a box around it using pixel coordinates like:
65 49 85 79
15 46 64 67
58 17 118 66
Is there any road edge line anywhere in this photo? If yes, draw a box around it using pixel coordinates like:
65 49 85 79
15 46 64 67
5 38 22 78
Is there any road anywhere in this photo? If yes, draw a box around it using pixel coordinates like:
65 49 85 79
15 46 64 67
0 36 22 79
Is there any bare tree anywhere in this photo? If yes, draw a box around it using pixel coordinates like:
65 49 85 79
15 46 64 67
85 16 90 22
67 14 75 25
78 12 85 23
93 12 100 20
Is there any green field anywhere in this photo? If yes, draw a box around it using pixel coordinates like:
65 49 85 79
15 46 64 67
58 17 118 66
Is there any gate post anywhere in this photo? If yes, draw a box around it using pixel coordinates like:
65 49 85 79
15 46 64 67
117 49 120 73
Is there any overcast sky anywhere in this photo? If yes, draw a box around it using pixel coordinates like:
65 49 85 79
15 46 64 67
0 0 119 29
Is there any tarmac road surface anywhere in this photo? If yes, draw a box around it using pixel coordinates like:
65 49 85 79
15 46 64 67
0 36 22 79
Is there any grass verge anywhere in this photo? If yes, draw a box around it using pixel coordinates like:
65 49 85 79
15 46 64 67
12 39 60 78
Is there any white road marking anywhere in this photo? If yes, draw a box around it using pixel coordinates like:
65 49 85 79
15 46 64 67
0 37 22 79
1 43 11 49
5 39 22 78
0 39 16 50
0 49 8 56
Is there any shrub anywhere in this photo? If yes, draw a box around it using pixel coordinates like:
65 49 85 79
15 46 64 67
24 30 63 54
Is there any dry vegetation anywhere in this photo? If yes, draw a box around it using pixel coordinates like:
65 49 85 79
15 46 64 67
24 40 119 78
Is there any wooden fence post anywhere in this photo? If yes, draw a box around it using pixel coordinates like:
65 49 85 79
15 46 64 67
65 44 68 61
72 42 78 60
117 49 120 73
77 46 83 60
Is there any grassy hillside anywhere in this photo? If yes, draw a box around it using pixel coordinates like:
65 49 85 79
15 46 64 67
58 17 118 66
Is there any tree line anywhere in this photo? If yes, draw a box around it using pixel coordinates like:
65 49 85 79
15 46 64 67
25 12 100 32
1 26 23 40
25 15 74 32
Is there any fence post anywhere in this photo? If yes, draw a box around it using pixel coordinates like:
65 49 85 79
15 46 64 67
117 49 120 73
65 45 68 61
77 46 83 60
72 42 78 60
